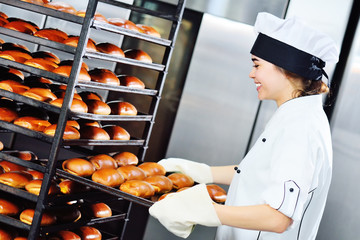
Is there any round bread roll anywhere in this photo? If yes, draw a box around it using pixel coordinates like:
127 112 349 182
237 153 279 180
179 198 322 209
0 160 27 172
124 49 152 63
0 52 15 61
0 171 33 188
85 99 111 115
79 126 110 140
206 184 227 203
52 65 91 82
21 0 46 5
107 101 137 116
136 24 161 38
120 180 155 198
44 2 77 14
59 179 89 194
53 90 82 100
118 75 145 89
51 230 81 240
112 152 138 166
0 82 13 92
103 125 130 140
107 18 141 32
77 11 108 23
9 151 37 161
96 42 124 57
22 87 57 102
77 226 102 240
0 80 30 94
62 158 95 177
89 154 117 170
13 116 51 132
58 60 89 71
78 91 102 101
1 50 32 64
50 98 88 113
20 209 56 226
138 162 166 176
1 42 29 52
43 124 80 140
32 50 61 64
89 202 112 218
63 36 97 52
8 68 24 80
0 228 12 240
88 68 120 86
117 165 146 181
25 179 60 195
24 58 58 71
0 198 20 215
167 173 194 189
34 28 68 43
78 119 101 128
91 168 124 187
0 107 18 122
26 169 44 179
3 20 38 35
66 120 80 130
144 175 173 194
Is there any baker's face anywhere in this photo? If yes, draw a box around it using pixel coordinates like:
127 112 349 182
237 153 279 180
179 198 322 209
249 55 294 106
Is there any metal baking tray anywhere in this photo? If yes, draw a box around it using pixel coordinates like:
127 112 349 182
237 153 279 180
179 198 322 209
0 182 38 202
0 214 31 231
63 138 145 146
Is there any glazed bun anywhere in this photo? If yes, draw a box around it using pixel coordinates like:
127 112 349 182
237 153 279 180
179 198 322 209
66 120 80 130
138 162 166 176
54 90 82 100
8 68 24 80
0 171 33 188
25 179 60 195
26 169 44 179
117 165 146 181
77 10 108 23
89 154 117 170
13 116 51 131
63 36 97 52
24 58 58 71
62 158 95 177
118 75 145 89
78 119 101 128
9 151 37 161
0 107 18 122
52 230 81 240
77 226 102 240
144 175 173 194
136 24 161 38
1 50 32 64
32 50 61 64
79 126 110 140
0 82 13 92
44 2 77 14
0 160 27 172
89 202 112 218
120 180 155 198
3 20 38 35
50 98 88 113
0 80 30 94
34 28 68 43
96 42 124 57
0 198 20 215
22 88 57 102
43 124 80 140
103 125 130 140
78 91 102 101
108 101 137 116
59 179 89 194
167 173 194 189
88 68 120 86
20 209 57 226
91 168 125 187
124 49 152 63
112 152 138 167
206 184 227 203
85 99 111 115
107 18 140 32
52 65 91 82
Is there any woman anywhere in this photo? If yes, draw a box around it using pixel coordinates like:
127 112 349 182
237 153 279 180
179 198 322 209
149 12 339 240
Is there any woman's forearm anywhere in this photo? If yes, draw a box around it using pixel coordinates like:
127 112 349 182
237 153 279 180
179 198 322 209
211 165 237 185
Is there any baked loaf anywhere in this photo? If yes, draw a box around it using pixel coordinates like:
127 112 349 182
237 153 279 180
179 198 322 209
120 180 155 198
52 65 91 82
89 154 117 170
144 175 173 194
50 98 88 113
26 169 44 179
62 158 95 177
24 58 58 71
52 206 81 223
32 50 61 64
79 126 110 140
20 209 57 226
96 42 124 57
58 59 89 71
0 198 20 215
118 75 145 89
63 36 97 52
1 50 32 63
108 18 140 32
136 24 161 38
112 152 138 166
34 28 68 43
117 165 146 181
85 99 111 115
44 2 77 14
21 87 57 102
88 68 120 86
206 184 227 203
138 162 166 176
13 116 51 131
25 179 60 195
59 179 89 194
43 124 81 139
167 172 194 189
77 11 108 23
77 226 102 240
89 202 112 218
91 168 125 187
103 125 130 140
124 49 152 63
3 20 38 35
9 150 37 161
50 230 81 240
0 80 29 94
108 101 137 116
0 107 18 122
0 160 27 172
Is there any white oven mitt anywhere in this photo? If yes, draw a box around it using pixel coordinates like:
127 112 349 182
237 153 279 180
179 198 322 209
149 184 221 238
158 158 213 184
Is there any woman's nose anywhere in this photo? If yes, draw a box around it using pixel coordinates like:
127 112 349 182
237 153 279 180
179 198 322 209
249 68 255 78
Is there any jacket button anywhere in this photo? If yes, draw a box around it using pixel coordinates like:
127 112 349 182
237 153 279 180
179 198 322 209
237 169 241 173
262 138 266 142
290 188 294 192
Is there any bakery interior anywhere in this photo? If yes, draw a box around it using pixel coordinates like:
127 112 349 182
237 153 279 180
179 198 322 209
0 0 359 239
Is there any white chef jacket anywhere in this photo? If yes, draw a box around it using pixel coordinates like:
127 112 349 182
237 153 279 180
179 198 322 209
216 95 332 240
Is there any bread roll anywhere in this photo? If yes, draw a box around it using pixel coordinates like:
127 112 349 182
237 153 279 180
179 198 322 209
79 126 110 140
118 75 145 89
120 180 155 198
24 58 58 71
0 228 12 240
78 119 101 128
59 179 89 194
0 80 30 94
107 18 141 32
0 52 15 61
112 152 138 167
22 87 57 102
32 50 61 64
25 179 60 195
51 230 81 240
0 107 18 122
89 154 117 170
1 42 29 52
9 150 37 161
0 171 33 188
77 226 102 240
62 158 95 177
78 91 102 101
138 162 166 176
3 20 38 35
206 184 227 203
44 2 77 14
103 125 130 140
8 68 24 80
62 36 97 52
91 168 124 187
89 202 112 218
53 90 82 100
167 173 194 189
85 99 111 115
96 42 124 57
124 49 152 63
0 82 13 92
0 198 20 215
43 124 80 140
136 24 161 38
1 50 32 63
107 101 137 116
88 68 120 86
0 160 27 172
50 98 88 113
13 116 51 132
58 60 89 71
52 65 91 82
20 209 57 226
144 175 173 194
117 165 146 181
26 169 44 179
77 11 108 23
34 28 68 43
66 120 80 130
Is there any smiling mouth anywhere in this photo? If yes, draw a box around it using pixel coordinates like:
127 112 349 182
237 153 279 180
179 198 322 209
255 83 262 91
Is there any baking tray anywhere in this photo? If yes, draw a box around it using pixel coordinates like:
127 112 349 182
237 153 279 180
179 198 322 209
0 182 38 202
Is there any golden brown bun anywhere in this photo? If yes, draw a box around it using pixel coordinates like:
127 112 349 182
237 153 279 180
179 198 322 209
0 198 20 215
89 202 112 218
0 52 15 61
112 152 138 167
117 165 146 181
0 160 27 172
0 171 33 188
88 68 120 86
0 11 8 19
136 24 161 38
0 82 13 92
78 91 102 101
89 154 117 170
138 162 166 176
43 124 80 139
85 99 111 115
8 68 24 80
77 226 102 240
79 126 110 140
34 28 68 43
54 90 82 101
26 169 44 179
53 230 81 240
62 36 97 52
91 168 124 187
206 184 227 203
59 179 89 194
108 101 137 116
66 120 80 130
52 65 91 82
168 173 194 189
32 50 61 64
144 175 173 194
120 180 155 198
119 75 145 89
3 20 38 35
0 107 18 122
9 151 37 161
77 11 108 23
58 60 89 71
96 42 124 57
78 119 101 128
1 42 29 51
0 80 30 94
124 49 152 63
103 125 130 140
13 116 51 132
24 58 58 71
1 50 32 63
50 98 88 113
62 158 95 177
20 209 57 226
25 179 60 195
107 18 141 32
22 87 57 102
0 229 12 240
44 2 77 14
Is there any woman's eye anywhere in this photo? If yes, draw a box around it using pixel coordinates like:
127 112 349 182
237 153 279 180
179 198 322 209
253 65 259 68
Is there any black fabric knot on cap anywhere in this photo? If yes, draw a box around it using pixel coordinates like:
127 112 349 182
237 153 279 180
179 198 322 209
262 138 266 142
309 56 327 80
234 166 241 174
